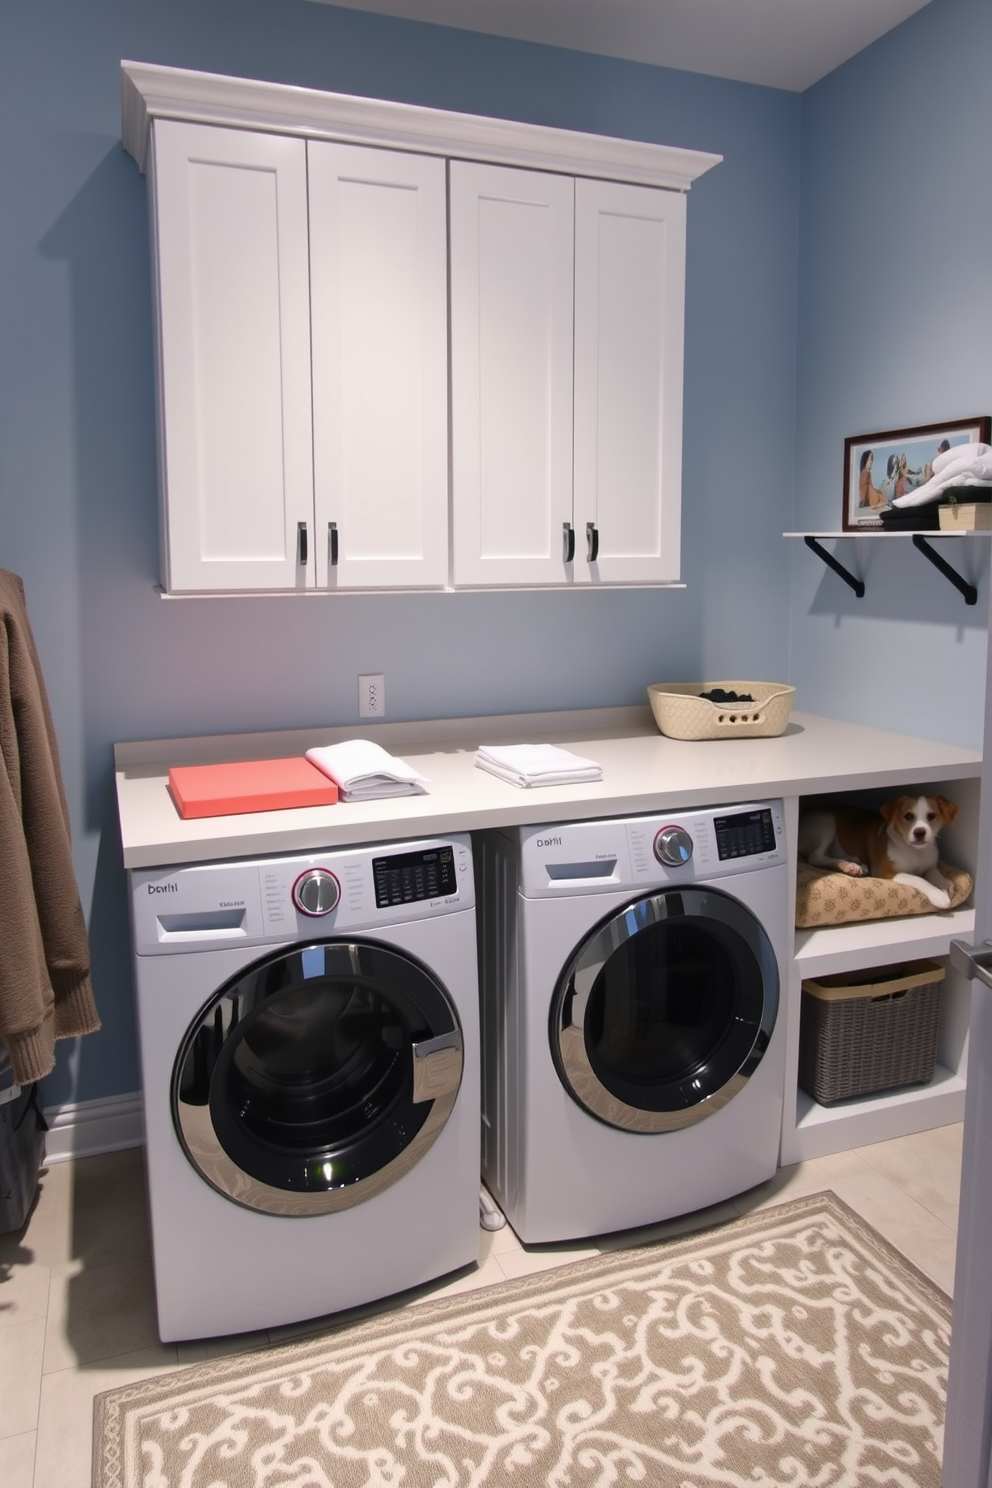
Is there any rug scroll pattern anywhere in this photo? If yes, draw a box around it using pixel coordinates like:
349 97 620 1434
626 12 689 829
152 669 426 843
93 1193 950 1488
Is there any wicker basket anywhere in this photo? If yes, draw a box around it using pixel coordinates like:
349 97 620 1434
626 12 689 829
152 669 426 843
647 681 795 740
799 960 944 1106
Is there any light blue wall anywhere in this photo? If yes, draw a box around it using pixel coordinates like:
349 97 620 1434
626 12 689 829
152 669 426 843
6 0 988 1112
791 0 992 746
0 1 801 1103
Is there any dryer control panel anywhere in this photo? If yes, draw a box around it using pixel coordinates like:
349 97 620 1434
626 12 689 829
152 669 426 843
130 834 474 954
517 802 786 898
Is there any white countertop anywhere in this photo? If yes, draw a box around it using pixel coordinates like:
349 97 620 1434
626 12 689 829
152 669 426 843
113 706 982 869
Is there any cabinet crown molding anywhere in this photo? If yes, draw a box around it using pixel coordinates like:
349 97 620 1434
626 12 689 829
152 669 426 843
121 60 721 190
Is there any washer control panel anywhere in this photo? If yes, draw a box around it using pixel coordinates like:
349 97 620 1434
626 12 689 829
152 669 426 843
713 805 779 860
373 845 457 909
518 802 786 898
130 833 474 953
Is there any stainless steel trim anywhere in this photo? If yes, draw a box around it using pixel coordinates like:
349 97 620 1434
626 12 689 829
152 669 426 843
557 1025 747 1132
950 939 992 990
176 1086 460 1216
173 939 464 1217
551 886 777 1133
412 1031 463 1103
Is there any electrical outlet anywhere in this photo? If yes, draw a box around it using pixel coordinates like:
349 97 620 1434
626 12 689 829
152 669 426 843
358 673 386 719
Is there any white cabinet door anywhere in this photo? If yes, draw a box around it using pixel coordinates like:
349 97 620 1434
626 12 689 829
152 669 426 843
450 163 685 589
309 144 449 589
450 161 575 588
573 178 686 585
149 122 314 592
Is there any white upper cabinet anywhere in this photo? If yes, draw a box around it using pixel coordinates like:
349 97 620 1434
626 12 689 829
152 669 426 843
150 122 314 593
450 162 576 588
149 125 448 593
573 179 686 586
309 144 449 590
451 164 687 587
122 62 720 594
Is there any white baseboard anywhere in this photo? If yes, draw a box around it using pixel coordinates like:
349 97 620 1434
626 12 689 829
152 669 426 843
43 1091 144 1164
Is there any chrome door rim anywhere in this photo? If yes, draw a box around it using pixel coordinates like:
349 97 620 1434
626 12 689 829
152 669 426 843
173 940 464 1216
175 1053 461 1215
550 886 778 1133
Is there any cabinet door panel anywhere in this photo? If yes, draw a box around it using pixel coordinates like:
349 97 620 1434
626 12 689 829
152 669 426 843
451 162 574 587
574 179 685 585
309 144 448 589
150 122 313 592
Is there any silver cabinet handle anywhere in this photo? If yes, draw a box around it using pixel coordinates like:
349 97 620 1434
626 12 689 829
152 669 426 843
950 940 992 989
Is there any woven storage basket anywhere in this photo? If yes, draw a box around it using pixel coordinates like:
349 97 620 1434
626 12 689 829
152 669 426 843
647 681 795 741
799 960 943 1106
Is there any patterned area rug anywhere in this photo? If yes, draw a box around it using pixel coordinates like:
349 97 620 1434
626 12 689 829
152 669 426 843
92 1192 950 1488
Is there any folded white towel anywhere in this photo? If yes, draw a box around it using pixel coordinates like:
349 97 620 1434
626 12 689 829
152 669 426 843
474 743 603 789
894 452 992 506
932 442 990 475
306 740 428 801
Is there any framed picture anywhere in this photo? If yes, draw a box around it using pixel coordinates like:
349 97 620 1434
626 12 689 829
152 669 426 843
842 416 992 531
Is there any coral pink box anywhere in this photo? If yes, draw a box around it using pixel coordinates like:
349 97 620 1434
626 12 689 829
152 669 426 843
168 758 338 819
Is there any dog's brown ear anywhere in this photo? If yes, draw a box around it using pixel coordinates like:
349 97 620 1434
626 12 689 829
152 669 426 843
879 798 903 825
935 796 958 825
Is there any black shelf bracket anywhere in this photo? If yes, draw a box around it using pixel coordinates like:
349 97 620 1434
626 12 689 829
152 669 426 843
912 534 978 606
803 535 865 598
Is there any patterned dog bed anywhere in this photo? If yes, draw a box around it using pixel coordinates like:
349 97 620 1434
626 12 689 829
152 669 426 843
796 860 973 928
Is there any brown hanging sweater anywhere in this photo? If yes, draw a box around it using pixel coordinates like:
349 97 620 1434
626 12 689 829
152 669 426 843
0 569 100 1084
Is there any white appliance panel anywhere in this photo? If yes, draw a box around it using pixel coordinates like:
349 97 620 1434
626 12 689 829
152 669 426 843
131 835 474 953
477 803 790 1245
130 833 480 1341
518 802 786 897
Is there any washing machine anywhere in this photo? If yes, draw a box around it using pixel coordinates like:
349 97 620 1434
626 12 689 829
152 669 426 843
476 802 790 1244
129 833 480 1342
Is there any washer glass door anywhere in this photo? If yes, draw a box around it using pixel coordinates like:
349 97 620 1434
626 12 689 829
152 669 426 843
550 886 778 1132
173 940 463 1215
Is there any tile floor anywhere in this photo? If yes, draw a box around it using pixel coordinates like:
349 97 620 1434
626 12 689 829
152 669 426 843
1 1121 962 1488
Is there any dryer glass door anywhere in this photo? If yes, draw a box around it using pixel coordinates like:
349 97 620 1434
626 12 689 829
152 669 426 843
550 886 778 1132
173 940 463 1215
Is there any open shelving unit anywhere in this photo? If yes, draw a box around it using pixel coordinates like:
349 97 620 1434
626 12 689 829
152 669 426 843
779 774 980 1166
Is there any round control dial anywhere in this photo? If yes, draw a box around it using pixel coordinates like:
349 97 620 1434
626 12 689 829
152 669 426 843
292 868 340 917
654 825 694 867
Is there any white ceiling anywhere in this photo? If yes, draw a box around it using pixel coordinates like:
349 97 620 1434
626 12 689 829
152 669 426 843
306 0 934 92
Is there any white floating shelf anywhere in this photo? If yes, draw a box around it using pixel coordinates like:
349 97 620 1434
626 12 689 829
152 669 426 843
785 530 983 604
784 530 987 539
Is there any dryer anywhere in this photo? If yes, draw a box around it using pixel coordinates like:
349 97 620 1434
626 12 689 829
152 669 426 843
129 834 479 1341
476 803 790 1244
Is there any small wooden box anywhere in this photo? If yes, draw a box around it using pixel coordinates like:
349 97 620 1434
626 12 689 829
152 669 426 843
938 502 992 531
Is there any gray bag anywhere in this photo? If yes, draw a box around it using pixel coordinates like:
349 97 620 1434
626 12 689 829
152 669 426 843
0 1048 48 1233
